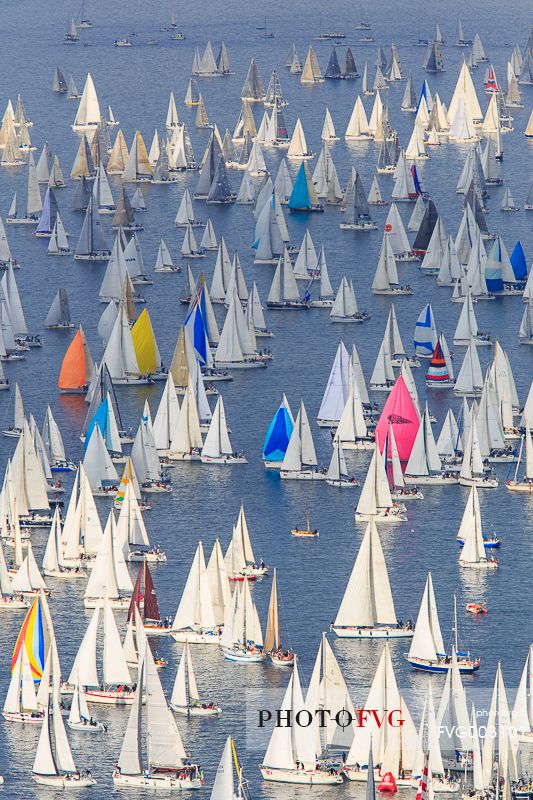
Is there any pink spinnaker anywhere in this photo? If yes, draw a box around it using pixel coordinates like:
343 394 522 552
375 376 420 461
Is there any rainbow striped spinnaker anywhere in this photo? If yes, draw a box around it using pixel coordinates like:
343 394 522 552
12 595 46 682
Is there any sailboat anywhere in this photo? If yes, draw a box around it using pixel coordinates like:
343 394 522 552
3 642 44 722
71 73 100 133
406 577 480 673
220 578 265 662
332 519 414 638
511 645 533 742
154 238 179 273
225 505 267 580
404 404 458 485
343 643 417 783
211 737 250 800
262 396 294 468
426 336 455 388
171 542 220 643
266 250 309 309
2 381 24 436
331 277 369 321
326 439 358 487
65 597 135 704
201 396 246 463
32 698 96 787
113 647 202 788
170 641 221 715
67 674 106 733
42 507 86 578
356 443 407 522
458 486 499 569
506 427 533 492
264 569 294 665
83 511 131 607
289 502 321 536
128 561 171 634
260 656 343 784
280 400 325 480
6 152 42 225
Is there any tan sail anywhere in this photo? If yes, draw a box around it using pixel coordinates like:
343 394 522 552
107 130 129 174
264 568 280 652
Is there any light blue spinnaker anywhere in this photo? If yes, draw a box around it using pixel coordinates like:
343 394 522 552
288 163 311 211
262 396 294 465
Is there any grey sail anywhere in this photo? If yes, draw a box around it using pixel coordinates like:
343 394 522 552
195 133 223 199
45 289 71 327
75 197 111 259
206 157 234 204
241 59 265 101
52 67 67 93
72 175 92 212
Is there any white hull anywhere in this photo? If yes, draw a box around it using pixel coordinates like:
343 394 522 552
458 477 498 488
356 511 406 523
170 704 221 716
67 720 106 733
332 625 413 639
84 688 135 705
326 479 358 488
404 474 458 485
280 470 326 480
84 596 130 609
344 768 411 785
0 596 29 609
113 772 201 790
143 624 172 636
460 561 499 570
201 455 247 464
33 774 96 787
213 360 266 369
2 710 44 723
44 568 87 579
517 730 533 743
171 630 221 644
261 767 343 784
339 439 375 450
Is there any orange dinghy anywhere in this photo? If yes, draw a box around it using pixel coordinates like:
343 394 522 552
58 326 93 393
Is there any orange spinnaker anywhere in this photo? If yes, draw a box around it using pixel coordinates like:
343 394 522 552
58 329 86 390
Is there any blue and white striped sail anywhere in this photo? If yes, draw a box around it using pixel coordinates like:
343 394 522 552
413 303 438 357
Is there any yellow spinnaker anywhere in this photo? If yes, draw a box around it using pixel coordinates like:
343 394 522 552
131 308 157 374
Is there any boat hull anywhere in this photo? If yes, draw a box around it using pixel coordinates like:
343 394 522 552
84 688 135 705
201 455 247 464
356 512 406 523
260 767 343 784
505 481 533 492
332 625 414 639
113 772 201 790
404 475 458 485
33 774 96 787
458 477 498 488
221 646 265 663
406 657 480 674
84 596 130 609
170 630 221 644
338 440 375 450
280 470 326 480
67 720 106 733
2 711 44 723
170 704 221 716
